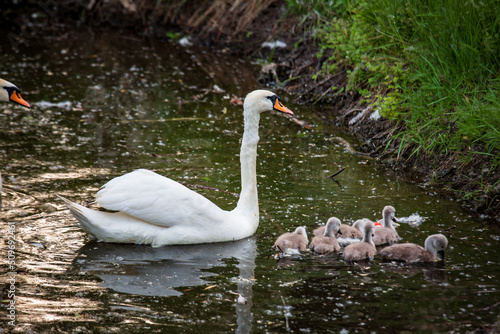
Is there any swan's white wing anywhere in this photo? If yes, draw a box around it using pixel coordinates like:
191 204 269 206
96 169 228 227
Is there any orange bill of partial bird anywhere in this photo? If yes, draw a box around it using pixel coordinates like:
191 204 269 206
0 79 31 108
8 89 30 108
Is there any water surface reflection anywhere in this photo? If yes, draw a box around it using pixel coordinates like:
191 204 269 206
70 238 256 331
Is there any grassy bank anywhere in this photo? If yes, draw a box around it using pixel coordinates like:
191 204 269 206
286 0 499 206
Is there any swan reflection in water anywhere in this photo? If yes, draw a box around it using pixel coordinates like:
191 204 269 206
68 237 257 331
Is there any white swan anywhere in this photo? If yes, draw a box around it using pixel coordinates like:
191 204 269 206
0 79 31 108
59 90 294 246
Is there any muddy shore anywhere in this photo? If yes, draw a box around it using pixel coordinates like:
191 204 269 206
3 0 498 222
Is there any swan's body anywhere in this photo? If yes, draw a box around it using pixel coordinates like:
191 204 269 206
60 90 293 246
0 79 30 108
380 234 448 263
343 220 376 262
309 217 341 254
373 206 399 246
273 226 308 253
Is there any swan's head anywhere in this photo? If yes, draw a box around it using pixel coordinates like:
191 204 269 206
352 219 365 231
353 218 370 231
325 217 341 236
244 90 293 115
294 226 306 235
0 79 30 108
425 234 448 260
382 205 396 224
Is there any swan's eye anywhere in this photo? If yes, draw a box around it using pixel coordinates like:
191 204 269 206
266 95 278 103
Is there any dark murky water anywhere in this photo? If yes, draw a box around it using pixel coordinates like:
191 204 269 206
1 29 499 333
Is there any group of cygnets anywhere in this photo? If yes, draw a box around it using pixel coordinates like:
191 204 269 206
273 205 449 264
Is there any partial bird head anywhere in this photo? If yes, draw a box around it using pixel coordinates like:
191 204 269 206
325 217 342 236
383 205 395 218
383 205 397 225
0 79 30 108
352 219 367 231
363 220 375 238
244 90 293 115
427 234 448 260
294 226 307 235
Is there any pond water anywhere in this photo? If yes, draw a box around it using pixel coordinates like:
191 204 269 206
1 29 499 333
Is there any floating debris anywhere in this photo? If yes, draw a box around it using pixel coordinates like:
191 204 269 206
279 280 301 287
396 213 427 227
179 36 192 47
261 40 287 49
230 95 243 106
29 242 45 249
204 285 217 290
212 84 225 93
35 100 72 110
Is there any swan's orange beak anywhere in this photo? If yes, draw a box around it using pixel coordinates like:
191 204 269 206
10 90 30 108
273 99 293 115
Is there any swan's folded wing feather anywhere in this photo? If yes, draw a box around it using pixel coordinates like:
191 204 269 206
96 169 226 227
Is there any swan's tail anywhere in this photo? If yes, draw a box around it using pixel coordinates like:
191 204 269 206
57 195 97 240
57 194 168 245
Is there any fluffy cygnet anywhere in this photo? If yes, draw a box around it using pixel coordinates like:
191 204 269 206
273 226 309 253
379 234 448 263
343 220 376 262
309 217 341 254
373 206 399 246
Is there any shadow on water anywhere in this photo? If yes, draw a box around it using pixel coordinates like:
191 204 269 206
1 27 500 333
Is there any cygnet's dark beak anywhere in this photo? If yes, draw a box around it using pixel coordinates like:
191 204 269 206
437 250 445 260
392 217 397 222
337 229 343 236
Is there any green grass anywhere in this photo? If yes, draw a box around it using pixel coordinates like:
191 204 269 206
286 0 500 166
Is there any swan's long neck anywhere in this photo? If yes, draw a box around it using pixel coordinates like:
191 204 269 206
235 108 260 219
383 212 395 230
